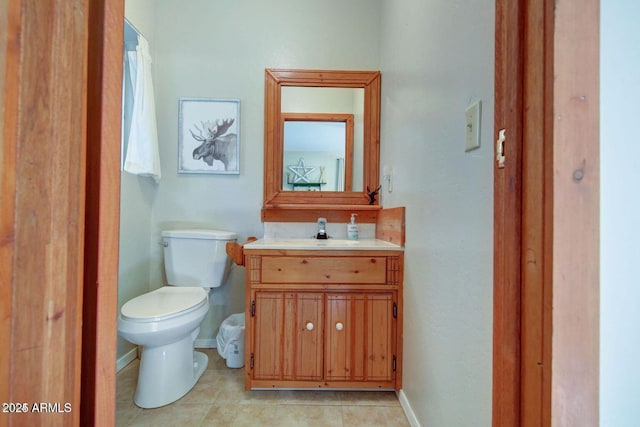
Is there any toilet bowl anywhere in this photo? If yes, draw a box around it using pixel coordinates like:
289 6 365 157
117 229 237 408
118 286 209 408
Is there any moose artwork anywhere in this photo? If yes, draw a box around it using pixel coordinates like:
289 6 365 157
178 98 240 174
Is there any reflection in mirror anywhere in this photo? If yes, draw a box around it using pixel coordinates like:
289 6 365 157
281 87 363 192
283 114 354 191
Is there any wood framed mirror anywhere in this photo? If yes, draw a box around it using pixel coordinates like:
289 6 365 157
263 68 381 222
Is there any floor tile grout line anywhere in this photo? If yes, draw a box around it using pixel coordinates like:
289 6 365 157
117 351 409 427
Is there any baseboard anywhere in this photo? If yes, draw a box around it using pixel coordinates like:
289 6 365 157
195 338 217 349
397 389 421 427
116 347 138 373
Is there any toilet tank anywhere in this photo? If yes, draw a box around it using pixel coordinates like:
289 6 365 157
161 229 237 288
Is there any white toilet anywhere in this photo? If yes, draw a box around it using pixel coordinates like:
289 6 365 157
118 229 237 408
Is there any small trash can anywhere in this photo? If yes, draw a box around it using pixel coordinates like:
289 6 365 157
216 313 245 368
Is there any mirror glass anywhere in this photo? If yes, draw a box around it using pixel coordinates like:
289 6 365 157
281 87 363 192
283 114 356 192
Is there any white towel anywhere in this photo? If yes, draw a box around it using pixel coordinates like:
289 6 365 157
124 36 161 183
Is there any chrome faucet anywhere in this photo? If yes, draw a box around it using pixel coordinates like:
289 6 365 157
316 217 328 239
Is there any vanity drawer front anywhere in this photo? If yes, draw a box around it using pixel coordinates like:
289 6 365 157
261 256 387 284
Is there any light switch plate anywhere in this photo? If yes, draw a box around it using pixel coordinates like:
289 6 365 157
465 100 482 152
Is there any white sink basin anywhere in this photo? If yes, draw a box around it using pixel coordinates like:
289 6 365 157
282 238 359 246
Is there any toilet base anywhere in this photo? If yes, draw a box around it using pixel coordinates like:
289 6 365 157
133 333 209 408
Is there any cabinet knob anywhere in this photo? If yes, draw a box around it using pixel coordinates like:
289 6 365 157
306 322 314 331
335 322 344 331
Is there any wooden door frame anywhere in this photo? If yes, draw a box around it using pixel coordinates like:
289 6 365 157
1 1 91 426
80 0 123 425
549 0 600 425
493 0 552 424
493 0 599 426
492 0 526 423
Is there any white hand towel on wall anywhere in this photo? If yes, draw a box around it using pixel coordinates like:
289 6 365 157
124 36 161 183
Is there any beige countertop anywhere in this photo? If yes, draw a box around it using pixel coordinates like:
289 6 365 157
243 238 403 251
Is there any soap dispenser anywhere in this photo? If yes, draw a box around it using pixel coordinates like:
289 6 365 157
347 214 359 240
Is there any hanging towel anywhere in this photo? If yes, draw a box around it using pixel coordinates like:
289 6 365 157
124 36 161 183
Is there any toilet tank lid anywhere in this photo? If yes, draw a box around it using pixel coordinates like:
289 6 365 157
161 229 237 240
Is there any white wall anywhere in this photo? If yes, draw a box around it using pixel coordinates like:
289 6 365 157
379 0 494 426
600 1 640 426
119 0 157 359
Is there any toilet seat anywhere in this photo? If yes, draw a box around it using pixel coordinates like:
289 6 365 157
121 286 208 323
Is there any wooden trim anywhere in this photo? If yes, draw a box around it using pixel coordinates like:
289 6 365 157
81 0 122 424
264 191 373 206
0 1 20 421
243 249 404 258
494 1 600 426
264 69 282 204
521 0 553 425
226 242 245 266
541 1 555 423
262 205 381 223
1 1 89 424
226 237 258 266
267 68 381 87
248 283 401 292
376 206 405 246
551 1 599 425
493 0 525 425
394 252 404 390
249 380 396 389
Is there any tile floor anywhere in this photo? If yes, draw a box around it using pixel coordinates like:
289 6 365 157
117 349 411 427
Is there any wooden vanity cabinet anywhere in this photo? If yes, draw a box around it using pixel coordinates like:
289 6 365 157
252 291 324 382
243 249 403 391
324 292 395 382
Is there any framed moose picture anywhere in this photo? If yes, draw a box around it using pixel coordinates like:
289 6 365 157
178 97 240 174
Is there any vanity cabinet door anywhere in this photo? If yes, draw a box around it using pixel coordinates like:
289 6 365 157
324 292 395 382
252 291 324 381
